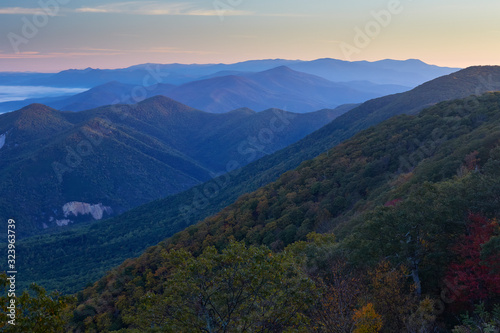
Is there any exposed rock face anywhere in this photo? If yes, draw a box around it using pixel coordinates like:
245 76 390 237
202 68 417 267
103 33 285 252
62 202 113 220
56 219 71 227
0 133 5 150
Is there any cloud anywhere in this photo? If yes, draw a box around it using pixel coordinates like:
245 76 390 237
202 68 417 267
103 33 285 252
0 2 304 18
80 46 219 55
74 1 252 16
0 51 121 59
0 52 45 59
0 7 59 15
74 8 108 14
0 47 219 59
262 13 313 17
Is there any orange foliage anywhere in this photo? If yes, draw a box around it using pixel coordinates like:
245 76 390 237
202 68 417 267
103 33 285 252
352 303 383 333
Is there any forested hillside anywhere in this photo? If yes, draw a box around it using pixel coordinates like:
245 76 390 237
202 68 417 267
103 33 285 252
63 92 500 332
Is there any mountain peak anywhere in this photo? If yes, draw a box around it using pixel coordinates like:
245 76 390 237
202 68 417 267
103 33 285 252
261 65 295 74
12 103 72 138
99 80 128 87
18 103 58 116
134 95 200 116
138 95 185 106
226 107 256 115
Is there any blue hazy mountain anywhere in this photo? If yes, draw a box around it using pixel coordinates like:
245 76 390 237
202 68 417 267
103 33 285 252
0 67 411 114
288 58 459 86
166 66 411 113
0 58 459 88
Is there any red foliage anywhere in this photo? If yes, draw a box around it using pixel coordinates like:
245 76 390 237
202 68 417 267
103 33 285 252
444 213 500 305
384 198 403 207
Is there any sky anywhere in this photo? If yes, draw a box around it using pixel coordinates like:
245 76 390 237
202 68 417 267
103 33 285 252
0 0 499 72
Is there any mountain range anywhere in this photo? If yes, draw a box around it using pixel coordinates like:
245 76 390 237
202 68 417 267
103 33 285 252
0 66 411 114
1 58 459 88
0 97 353 237
12 66 500 294
0 58 461 115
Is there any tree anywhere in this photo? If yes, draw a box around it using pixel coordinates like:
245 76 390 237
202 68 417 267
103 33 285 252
406 297 436 333
452 303 500 333
346 182 466 298
444 214 500 305
126 241 315 332
352 303 383 333
369 261 417 333
286 232 366 333
310 260 364 333
0 273 72 333
481 235 500 273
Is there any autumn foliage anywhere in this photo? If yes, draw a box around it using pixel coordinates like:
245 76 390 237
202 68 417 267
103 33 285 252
311 260 364 333
353 303 383 333
444 213 500 305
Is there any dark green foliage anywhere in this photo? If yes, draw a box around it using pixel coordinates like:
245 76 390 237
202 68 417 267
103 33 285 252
0 273 73 332
452 303 500 333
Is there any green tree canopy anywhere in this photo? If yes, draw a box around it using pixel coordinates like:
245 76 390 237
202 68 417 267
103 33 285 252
125 241 315 332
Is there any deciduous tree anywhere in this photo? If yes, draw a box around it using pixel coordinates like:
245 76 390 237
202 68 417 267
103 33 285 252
444 214 500 305
126 241 315 332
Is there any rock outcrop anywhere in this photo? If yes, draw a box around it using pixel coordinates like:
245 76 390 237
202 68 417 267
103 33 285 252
62 202 113 220
56 219 71 227
0 133 5 150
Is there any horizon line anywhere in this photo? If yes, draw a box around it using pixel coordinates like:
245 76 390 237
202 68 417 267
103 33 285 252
0 57 466 73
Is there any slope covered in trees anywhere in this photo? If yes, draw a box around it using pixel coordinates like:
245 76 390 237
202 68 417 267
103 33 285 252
63 92 500 331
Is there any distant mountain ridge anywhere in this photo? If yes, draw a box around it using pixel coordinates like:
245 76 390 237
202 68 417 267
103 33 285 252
0 58 458 88
0 66 411 114
165 66 410 113
289 58 459 86
0 81 175 113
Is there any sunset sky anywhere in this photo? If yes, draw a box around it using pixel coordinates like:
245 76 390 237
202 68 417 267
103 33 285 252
1 0 499 72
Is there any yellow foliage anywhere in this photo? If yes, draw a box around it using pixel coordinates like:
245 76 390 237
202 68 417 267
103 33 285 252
306 231 336 245
407 297 436 333
369 261 417 332
352 303 383 333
